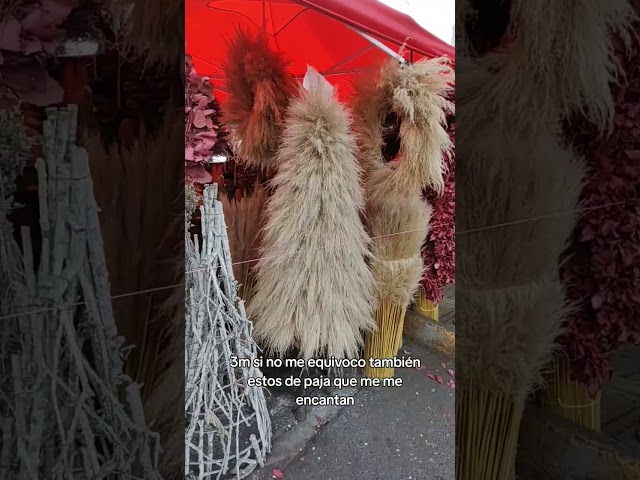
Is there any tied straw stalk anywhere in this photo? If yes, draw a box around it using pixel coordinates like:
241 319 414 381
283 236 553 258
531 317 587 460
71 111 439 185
455 55 585 479
415 287 439 321
352 57 454 378
543 354 602 431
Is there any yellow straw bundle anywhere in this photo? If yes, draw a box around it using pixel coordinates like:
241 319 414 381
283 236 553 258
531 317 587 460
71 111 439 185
457 387 524 480
543 354 601 431
364 303 407 378
415 287 439 321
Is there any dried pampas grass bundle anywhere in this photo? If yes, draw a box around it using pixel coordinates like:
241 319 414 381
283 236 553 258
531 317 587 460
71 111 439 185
461 0 636 134
362 189 432 378
455 124 585 480
354 58 452 378
248 68 374 360
81 112 184 478
220 184 268 303
224 29 298 170
352 57 454 194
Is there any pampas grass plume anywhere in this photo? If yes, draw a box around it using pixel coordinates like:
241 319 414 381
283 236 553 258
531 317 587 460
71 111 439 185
456 124 585 395
248 71 375 360
352 57 454 194
224 29 298 170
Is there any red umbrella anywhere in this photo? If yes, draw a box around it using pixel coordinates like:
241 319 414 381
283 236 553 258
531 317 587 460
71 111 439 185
186 0 454 100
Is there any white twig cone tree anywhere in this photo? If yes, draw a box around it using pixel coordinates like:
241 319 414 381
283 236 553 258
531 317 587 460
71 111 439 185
185 184 272 479
0 106 161 478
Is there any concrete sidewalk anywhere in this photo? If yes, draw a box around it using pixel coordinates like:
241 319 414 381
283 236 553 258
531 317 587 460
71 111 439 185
252 339 455 480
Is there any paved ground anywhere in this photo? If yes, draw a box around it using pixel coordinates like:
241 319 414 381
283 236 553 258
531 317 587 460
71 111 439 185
602 344 640 453
253 339 455 480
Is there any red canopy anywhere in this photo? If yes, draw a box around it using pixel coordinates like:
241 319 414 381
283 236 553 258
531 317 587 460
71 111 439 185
186 0 454 99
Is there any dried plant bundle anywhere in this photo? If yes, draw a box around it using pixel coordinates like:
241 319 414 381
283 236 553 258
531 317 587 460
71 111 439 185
458 0 636 134
363 303 407 378
455 126 585 288
224 29 298 170
220 184 268 303
354 59 452 378
107 0 183 67
415 287 439 321
352 57 454 194
81 112 184 478
248 69 375 360
543 354 602 432
457 385 524 480
455 73 585 475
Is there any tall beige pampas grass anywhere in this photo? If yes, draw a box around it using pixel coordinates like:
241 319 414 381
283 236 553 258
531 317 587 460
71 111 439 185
247 67 375 360
224 29 299 171
460 0 636 135
220 184 267 303
455 118 585 479
353 58 453 378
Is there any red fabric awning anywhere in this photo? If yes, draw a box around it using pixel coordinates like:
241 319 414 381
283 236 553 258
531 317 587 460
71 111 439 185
186 0 454 100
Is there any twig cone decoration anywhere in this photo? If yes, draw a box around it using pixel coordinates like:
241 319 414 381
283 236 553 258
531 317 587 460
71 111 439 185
248 67 375 360
224 29 298 171
353 58 454 378
185 184 271 478
456 58 585 478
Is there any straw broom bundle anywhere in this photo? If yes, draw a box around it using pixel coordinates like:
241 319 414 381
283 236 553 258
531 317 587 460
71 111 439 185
455 87 585 479
220 183 268 303
352 58 454 378
223 29 298 171
247 67 375 360
457 0 636 135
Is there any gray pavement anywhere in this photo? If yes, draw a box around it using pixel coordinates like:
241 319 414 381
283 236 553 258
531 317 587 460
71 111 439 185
254 339 455 480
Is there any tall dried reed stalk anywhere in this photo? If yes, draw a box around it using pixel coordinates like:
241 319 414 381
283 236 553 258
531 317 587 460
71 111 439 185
354 58 453 378
543 354 602 431
455 108 585 479
457 1 636 135
224 29 298 171
81 112 184 478
220 184 268 303
248 68 374 360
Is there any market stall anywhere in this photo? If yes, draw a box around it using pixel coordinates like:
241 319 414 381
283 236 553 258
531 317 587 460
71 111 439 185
185 1 456 478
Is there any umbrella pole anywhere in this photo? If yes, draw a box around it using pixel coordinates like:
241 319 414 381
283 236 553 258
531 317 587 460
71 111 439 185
349 27 408 65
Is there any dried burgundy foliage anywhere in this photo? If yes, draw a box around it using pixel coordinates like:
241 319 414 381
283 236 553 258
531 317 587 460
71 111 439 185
421 100 455 304
0 0 74 106
560 30 640 393
185 53 229 184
